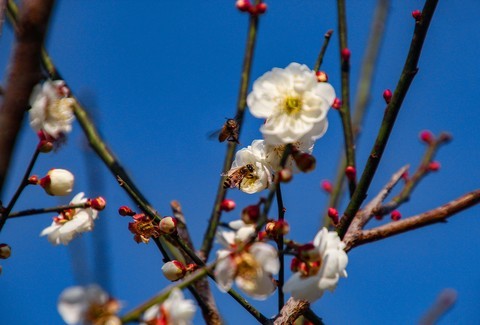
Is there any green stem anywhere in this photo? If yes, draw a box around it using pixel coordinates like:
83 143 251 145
337 0 440 238
313 29 333 72
8 202 87 219
200 8 261 261
336 0 356 197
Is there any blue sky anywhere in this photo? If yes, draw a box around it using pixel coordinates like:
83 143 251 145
1 1 480 324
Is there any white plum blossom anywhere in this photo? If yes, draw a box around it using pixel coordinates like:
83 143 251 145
265 138 314 173
40 168 75 196
141 288 196 325
214 226 279 299
58 285 120 325
283 227 348 302
227 139 272 194
247 62 335 145
29 79 76 138
40 192 99 245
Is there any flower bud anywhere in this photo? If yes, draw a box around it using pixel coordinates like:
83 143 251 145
321 180 333 194
220 199 236 212
438 132 453 143
383 89 392 104
341 48 351 62
327 208 339 224
265 220 289 239
293 152 316 173
332 98 342 110
0 244 11 259
255 2 267 14
412 10 422 21
37 140 54 153
427 161 441 172
241 204 260 224
236 0 251 12
159 216 177 234
89 197 106 211
278 168 293 183
374 215 383 221
391 210 402 221
161 260 186 281
316 71 328 82
28 175 39 185
345 166 356 181
298 243 319 261
39 169 74 196
419 130 434 144
118 206 135 216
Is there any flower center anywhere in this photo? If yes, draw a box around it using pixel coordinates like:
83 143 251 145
234 251 260 288
46 98 74 122
283 97 302 115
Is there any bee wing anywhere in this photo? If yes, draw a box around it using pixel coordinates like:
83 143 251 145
206 129 221 141
221 166 242 177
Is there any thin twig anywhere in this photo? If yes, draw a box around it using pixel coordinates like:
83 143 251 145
0 0 55 195
344 190 480 251
8 202 87 219
419 288 457 325
313 29 333 72
276 184 285 311
337 0 440 239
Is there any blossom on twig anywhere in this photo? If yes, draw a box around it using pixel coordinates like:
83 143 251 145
247 62 335 145
40 192 99 245
142 288 196 325
283 227 348 302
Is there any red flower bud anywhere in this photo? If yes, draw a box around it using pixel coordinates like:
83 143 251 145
345 166 356 181
316 71 328 83
278 168 293 183
391 210 402 221
236 0 251 12
89 197 106 211
321 180 333 194
161 260 186 281
37 140 54 153
293 152 316 173
341 48 351 62
0 244 11 259
412 10 422 21
118 206 135 217
327 208 339 224
159 216 177 234
374 215 383 221
332 98 342 110
383 89 392 104
265 220 289 239
427 161 441 172
220 199 236 212
419 130 434 144
242 204 260 224
255 2 267 14
28 175 39 185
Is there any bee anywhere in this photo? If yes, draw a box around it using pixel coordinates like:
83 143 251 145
223 164 255 189
208 118 240 144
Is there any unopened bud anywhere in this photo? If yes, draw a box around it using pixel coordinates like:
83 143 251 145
257 230 268 241
391 210 402 221
236 0 251 12
161 260 186 281
419 130 434 144
89 197 106 211
28 175 39 185
159 216 177 234
345 166 356 181
316 71 328 82
265 220 289 239
412 10 422 21
374 215 383 221
332 98 342 110
383 89 392 104
298 243 320 261
341 48 351 62
37 140 54 153
241 204 260 224
327 208 339 224
321 180 333 193
118 206 135 217
255 2 267 14
438 132 453 143
40 169 74 196
278 168 293 183
293 152 316 173
0 244 11 259
427 161 441 172
220 199 236 212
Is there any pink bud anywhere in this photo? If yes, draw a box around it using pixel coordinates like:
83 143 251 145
328 208 339 224
341 48 351 62
28 175 39 185
242 205 260 224
89 197 106 211
427 161 441 172
293 152 316 173
316 71 328 82
265 220 289 239
383 89 392 104
332 98 342 110
374 215 383 221
278 168 293 183
161 260 186 281
255 2 267 14
412 10 422 21
159 216 177 234
37 140 53 153
0 244 11 259
420 130 434 144
345 166 356 181
236 0 251 12
391 210 402 221
220 199 236 212
321 180 333 194
118 206 135 217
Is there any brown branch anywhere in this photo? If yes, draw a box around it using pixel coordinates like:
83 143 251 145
344 190 480 251
0 0 55 195
273 298 311 325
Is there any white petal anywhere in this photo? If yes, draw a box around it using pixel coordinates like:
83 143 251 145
250 243 279 275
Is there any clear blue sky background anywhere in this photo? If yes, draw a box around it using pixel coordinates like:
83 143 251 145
1 1 479 324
